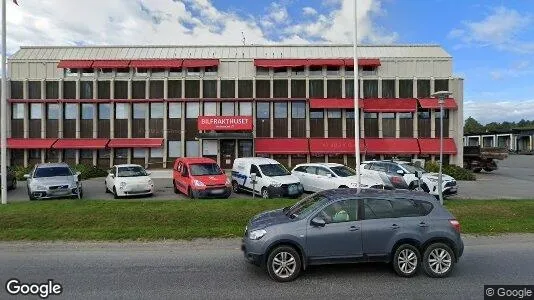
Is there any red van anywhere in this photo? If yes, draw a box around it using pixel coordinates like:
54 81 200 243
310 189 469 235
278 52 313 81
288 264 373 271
173 157 232 198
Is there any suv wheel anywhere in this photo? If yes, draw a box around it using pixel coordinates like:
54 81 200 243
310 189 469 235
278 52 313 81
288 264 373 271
392 244 420 277
173 180 179 194
422 243 455 278
232 181 241 193
266 246 301 282
261 188 270 199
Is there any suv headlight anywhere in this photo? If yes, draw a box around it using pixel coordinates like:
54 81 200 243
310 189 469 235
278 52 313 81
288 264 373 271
271 182 282 188
193 180 206 187
147 179 153 185
119 182 127 188
249 229 267 240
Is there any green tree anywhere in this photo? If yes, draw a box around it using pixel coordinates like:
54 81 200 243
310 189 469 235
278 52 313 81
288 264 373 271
464 116 485 134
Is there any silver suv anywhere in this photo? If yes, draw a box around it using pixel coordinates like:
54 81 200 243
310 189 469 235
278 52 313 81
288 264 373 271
242 189 463 282
25 163 83 200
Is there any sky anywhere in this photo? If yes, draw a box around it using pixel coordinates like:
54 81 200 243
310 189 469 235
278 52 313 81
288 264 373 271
2 0 534 125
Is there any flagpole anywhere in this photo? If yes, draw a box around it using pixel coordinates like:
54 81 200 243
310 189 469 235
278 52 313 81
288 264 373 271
353 0 361 191
1 0 8 205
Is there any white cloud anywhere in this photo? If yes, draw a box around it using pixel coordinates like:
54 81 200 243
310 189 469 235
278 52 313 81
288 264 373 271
449 6 534 53
0 0 396 55
302 7 318 16
464 100 534 124
489 60 533 80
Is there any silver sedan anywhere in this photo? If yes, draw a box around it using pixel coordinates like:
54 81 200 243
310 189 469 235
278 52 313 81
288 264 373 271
24 163 83 200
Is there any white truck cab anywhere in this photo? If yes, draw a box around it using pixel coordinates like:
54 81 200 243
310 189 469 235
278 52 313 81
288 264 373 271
231 157 304 198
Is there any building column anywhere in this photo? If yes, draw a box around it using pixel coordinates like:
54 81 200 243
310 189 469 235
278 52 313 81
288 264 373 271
413 110 418 138
378 77 382 98
413 77 417 98
110 100 115 168
305 100 310 163
180 103 186 158
163 79 168 168
269 102 274 138
395 77 400 98
40 79 46 138
93 79 98 166
430 110 436 138
430 77 435 94
378 113 383 138
287 101 292 138
145 80 150 169
395 113 400 138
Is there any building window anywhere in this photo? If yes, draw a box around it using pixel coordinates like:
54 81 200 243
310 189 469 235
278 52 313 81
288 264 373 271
327 110 341 118
64 103 77 120
309 80 324 98
168 141 181 157
256 80 270 98
114 81 128 99
98 81 110 99
204 66 218 76
150 148 163 158
132 81 146 99
97 68 113 77
203 80 217 98
273 80 288 98
150 103 164 118
149 81 164 99
133 148 146 158
399 80 413 98
169 103 182 118
116 68 130 77
64 68 78 77
238 80 253 98
169 68 182 77
98 149 110 159
28 81 41 99
30 103 42 119
274 102 287 118
435 109 449 119
364 113 378 119
114 148 128 159
309 66 323 76
47 104 60 120
291 102 305 119
63 81 76 99
80 150 93 159
256 67 269 76
135 68 148 77
98 103 110 120
186 67 201 76
382 113 395 119
345 80 355 98
326 66 340 76
435 79 449 93
186 141 199 156
46 81 59 99
327 80 342 98
417 80 431 98
256 102 270 118
186 102 199 118
64 149 76 159
291 80 306 98
151 68 165 76
418 110 430 119
80 81 93 99
221 102 235 116
29 149 41 159
273 68 288 77
12 103 25 119
133 103 147 119
203 102 217 116
363 80 378 98
399 112 413 119
185 80 200 98
291 67 305 76
346 110 354 119
221 80 235 98
115 103 129 120
81 103 94 120
382 80 395 98
168 80 182 98
10 81 23 99
81 68 94 76
310 109 324 119
239 102 252 116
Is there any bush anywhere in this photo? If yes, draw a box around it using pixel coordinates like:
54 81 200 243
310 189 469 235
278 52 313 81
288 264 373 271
424 161 476 181
73 164 108 180
12 166 33 181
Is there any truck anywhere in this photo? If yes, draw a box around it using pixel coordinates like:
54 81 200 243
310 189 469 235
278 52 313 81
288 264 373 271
463 146 508 173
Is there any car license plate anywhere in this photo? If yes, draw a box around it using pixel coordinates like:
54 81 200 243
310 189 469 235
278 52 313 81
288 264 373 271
52 189 69 195
211 189 225 194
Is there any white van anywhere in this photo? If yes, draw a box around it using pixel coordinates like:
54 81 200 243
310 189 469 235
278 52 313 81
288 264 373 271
231 157 304 198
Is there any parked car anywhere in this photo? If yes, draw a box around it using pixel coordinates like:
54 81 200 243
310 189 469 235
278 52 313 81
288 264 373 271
361 161 457 197
105 164 154 199
25 163 83 200
242 189 463 282
0 166 17 190
173 157 231 199
291 163 386 192
232 157 304 199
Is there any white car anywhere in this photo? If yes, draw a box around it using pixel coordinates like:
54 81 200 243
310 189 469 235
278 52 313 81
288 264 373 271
105 164 154 198
360 160 458 197
291 163 386 192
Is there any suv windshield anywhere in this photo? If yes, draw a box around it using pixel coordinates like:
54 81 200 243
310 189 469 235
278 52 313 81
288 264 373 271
34 167 72 178
330 166 356 177
401 163 427 174
259 164 290 177
190 163 223 176
117 166 147 177
287 193 328 218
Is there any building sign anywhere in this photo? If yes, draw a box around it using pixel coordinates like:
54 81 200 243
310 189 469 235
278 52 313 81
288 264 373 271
198 116 253 131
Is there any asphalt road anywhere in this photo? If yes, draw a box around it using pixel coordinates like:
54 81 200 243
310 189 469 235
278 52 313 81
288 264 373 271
0 234 533 300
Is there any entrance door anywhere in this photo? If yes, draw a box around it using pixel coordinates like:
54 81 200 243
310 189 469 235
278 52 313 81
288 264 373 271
238 140 253 158
220 140 236 169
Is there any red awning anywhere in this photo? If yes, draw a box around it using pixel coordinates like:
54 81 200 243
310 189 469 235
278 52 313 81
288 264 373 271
307 59 345 67
129 59 183 68
92 60 131 69
343 58 381 67
254 59 308 68
53 139 109 149
418 138 458 155
107 138 164 148
364 138 420 154
57 60 94 69
363 98 417 112
309 98 364 109
182 59 219 68
255 138 309 154
7 138 57 149
418 98 458 110
309 138 365 154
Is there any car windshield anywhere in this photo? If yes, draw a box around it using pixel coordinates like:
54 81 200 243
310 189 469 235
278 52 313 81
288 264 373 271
259 164 290 177
190 163 223 176
401 163 427 174
330 166 357 177
117 166 147 177
34 167 72 178
287 193 328 218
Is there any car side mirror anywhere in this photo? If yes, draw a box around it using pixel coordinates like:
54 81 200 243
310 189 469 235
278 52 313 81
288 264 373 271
396 169 404 175
311 217 326 227
23 174 30 179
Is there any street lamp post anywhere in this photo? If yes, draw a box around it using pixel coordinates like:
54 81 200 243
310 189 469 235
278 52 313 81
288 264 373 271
431 90 452 205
